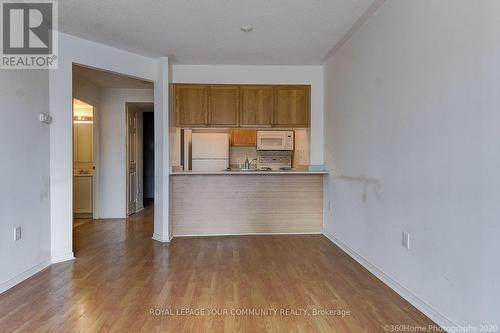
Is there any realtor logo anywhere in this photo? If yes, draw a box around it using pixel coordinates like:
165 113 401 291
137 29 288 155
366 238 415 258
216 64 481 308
1 0 58 68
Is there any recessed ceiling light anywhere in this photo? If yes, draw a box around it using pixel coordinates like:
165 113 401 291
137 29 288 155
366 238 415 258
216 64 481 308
240 25 254 33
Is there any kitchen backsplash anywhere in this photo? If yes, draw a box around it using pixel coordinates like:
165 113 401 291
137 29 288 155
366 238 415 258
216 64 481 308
229 146 257 168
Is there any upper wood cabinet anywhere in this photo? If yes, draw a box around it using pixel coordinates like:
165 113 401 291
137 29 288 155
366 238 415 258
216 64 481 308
240 86 273 127
274 86 310 127
175 85 209 126
231 129 257 147
174 84 310 128
209 86 239 127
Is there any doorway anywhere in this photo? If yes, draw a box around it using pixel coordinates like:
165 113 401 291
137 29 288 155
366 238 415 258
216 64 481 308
71 63 155 236
126 102 155 215
143 111 155 205
73 98 96 226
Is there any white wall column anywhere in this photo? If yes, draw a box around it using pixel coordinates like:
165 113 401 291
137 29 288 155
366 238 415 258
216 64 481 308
49 49 74 263
152 57 171 242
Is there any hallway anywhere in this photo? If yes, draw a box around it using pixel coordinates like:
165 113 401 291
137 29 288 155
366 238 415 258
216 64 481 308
0 204 434 332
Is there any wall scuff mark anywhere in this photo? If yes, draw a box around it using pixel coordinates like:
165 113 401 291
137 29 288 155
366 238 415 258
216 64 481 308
333 175 381 202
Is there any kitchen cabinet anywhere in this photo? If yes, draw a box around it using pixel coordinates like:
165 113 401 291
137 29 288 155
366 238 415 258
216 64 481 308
73 176 92 214
209 86 239 126
240 86 273 127
176 85 209 126
73 122 93 163
274 86 310 127
231 129 256 147
174 84 310 128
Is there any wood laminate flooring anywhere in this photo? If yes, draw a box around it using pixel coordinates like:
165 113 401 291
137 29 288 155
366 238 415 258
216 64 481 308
73 218 92 228
0 203 436 332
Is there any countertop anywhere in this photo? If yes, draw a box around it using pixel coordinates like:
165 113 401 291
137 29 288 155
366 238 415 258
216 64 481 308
170 169 328 175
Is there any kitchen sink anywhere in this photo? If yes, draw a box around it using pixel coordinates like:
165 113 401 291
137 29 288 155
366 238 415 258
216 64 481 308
224 168 280 172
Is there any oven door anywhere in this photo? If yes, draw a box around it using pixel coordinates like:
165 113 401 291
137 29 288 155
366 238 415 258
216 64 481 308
257 132 286 150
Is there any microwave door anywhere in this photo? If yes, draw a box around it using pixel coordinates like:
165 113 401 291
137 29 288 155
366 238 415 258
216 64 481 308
258 137 284 150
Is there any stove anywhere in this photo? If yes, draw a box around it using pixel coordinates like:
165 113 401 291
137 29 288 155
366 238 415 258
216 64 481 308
257 151 292 171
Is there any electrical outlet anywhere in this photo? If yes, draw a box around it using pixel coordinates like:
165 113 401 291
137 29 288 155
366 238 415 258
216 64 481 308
15 227 22 241
402 232 410 250
328 200 332 212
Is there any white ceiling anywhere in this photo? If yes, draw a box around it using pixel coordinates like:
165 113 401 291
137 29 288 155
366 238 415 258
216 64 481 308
129 102 155 113
59 0 375 65
73 65 153 89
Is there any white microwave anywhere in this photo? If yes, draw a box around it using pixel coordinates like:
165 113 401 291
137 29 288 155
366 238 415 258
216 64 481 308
257 130 294 151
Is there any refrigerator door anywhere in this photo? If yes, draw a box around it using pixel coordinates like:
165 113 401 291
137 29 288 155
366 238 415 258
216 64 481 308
192 133 229 159
192 159 228 172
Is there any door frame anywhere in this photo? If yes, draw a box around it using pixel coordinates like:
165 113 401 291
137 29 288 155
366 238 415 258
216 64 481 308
72 96 100 219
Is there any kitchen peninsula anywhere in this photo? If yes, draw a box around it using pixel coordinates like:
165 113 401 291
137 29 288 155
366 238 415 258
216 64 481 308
170 171 327 236
170 83 327 236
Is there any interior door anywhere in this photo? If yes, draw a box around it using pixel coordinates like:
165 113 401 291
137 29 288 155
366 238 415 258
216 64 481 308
127 106 138 215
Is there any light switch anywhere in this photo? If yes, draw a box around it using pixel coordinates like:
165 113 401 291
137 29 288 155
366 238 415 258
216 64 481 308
402 232 410 250
39 113 52 124
15 226 21 241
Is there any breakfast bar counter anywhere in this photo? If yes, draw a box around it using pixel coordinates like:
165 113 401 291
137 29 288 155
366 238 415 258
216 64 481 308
170 171 327 237
170 170 328 175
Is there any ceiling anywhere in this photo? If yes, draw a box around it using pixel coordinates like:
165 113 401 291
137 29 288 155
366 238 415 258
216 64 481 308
128 102 154 113
59 0 375 65
73 65 153 89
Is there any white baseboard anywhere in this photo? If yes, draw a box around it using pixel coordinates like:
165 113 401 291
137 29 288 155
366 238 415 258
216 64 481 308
323 230 457 330
51 252 75 264
173 232 323 238
0 259 51 294
152 233 170 243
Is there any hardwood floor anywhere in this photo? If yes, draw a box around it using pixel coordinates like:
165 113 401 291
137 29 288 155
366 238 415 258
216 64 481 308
0 203 436 332
73 218 92 228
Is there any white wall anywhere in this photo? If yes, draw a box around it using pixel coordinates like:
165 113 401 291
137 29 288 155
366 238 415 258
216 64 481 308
50 33 170 263
0 70 51 292
172 65 324 165
98 88 153 218
323 0 500 327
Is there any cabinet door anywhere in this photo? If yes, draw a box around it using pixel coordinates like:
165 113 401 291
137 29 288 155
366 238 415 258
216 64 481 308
274 86 310 127
74 176 93 214
75 123 93 162
231 129 256 147
176 85 209 126
209 86 239 126
240 86 273 127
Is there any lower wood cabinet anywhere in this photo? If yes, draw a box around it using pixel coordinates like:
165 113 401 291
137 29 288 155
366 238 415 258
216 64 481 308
74 176 92 214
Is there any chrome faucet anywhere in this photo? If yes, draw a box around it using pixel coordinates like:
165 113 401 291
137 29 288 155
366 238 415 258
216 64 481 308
244 157 257 169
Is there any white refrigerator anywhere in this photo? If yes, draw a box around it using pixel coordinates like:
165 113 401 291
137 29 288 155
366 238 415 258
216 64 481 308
191 133 229 171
